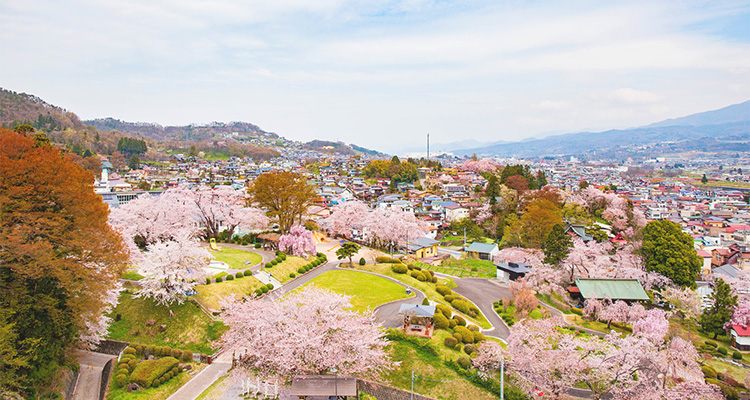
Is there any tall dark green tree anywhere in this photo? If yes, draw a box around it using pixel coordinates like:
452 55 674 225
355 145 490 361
536 170 548 187
699 278 737 338
336 242 361 267
641 220 702 288
127 154 140 170
486 175 501 204
701 174 708 184
543 224 572 266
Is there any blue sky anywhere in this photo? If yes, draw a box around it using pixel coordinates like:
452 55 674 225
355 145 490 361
1 0 749 152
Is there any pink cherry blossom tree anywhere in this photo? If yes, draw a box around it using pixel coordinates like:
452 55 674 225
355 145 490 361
217 285 394 382
364 207 428 250
324 200 370 239
136 234 211 306
724 299 750 330
109 188 200 257
462 159 498 174
661 286 702 321
192 185 268 240
473 204 493 224
279 225 317 257
80 281 122 348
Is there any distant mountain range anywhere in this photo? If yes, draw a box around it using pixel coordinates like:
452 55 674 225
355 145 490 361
454 100 750 159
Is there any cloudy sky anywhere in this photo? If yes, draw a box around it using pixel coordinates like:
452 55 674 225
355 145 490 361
2 0 749 152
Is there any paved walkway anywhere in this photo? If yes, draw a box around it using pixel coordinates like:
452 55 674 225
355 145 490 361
72 351 115 400
253 270 282 288
167 352 233 400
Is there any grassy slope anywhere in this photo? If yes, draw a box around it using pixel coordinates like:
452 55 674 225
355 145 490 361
210 246 262 269
385 339 498 400
301 270 412 313
266 256 311 283
354 263 492 329
108 292 223 354
194 276 265 310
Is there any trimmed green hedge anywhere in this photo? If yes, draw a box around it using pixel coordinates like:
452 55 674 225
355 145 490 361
130 357 180 388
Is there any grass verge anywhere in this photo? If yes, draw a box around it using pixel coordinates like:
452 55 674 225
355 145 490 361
108 292 223 354
195 276 265 310
301 270 412 313
266 256 311 283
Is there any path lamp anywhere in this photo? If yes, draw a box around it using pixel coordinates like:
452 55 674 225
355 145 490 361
330 367 338 400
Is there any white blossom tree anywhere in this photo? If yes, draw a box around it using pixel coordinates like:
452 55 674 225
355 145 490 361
217 286 394 382
278 225 317 257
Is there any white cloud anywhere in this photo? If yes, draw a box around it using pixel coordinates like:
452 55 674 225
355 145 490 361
609 88 662 105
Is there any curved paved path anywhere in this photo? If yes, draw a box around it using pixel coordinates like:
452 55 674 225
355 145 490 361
452 277 511 339
73 351 115 400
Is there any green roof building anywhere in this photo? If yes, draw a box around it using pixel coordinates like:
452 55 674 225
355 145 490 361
574 278 649 302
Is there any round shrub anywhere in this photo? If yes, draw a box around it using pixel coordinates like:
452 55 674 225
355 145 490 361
444 336 458 348
255 243 261 249
160 377 166 385
413 265 422 271
115 374 128 388
297 267 305 274
411 271 426 281
467 325 479 332
265 262 272 268
701 365 717 379
254 288 263 296
436 285 451 296
151 379 160 388
425 269 434 277
444 295 455 302
431 276 438 283
235 272 243 278
436 304 452 319
732 351 742 360
171 349 182 359
215 276 223 283
454 326 474 344
452 333 463 343
124 347 136 355
244 270 253 277
266 283 274 290
454 344 462 352
128 359 137 370
391 264 408 274
474 332 486 342
433 313 450 329
718 347 728 355
182 350 193 362
448 319 458 329
464 344 477 355
171 366 179 375
117 366 129 376
359 257 366 266
407 264 416 270
453 315 466 326
205 277 211 284
260 286 269 294
457 356 471 370
452 299 470 314
226 275 234 281
705 341 718 348
290 273 296 278
147 345 157 355
271 259 278 266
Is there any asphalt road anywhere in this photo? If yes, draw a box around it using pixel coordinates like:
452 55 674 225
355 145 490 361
452 277 512 339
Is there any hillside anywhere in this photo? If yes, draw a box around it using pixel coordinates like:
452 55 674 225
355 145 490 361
0 89 86 131
456 100 750 159
83 117 277 142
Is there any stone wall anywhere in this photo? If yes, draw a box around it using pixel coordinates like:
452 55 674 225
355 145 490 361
99 358 115 400
61 368 79 400
93 340 129 356
357 379 438 400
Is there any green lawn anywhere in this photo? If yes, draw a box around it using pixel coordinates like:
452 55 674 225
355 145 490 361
266 256 312 283
106 362 206 400
107 292 224 354
354 264 491 329
565 315 630 336
420 260 495 278
195 276 265 310
211 245 262 269
301 270 412 313
122 270 144 281
384 336 500 399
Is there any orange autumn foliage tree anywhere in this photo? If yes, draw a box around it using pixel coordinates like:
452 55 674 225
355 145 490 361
0 128 128 393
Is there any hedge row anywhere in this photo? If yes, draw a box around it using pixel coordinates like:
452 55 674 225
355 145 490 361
435 284 480 319
265 251 289 268
294 253 328 276
129 344 193 362
253 283 275 297
130 357 180 388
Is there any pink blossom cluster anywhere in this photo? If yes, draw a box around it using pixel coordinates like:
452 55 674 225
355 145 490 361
217 285 394 382
279 225 317 257
323 201 428 248
461 158 498 174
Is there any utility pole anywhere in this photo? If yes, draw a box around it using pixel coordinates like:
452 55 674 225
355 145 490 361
427 133 430 162
463 227 466 251
411 370 415 400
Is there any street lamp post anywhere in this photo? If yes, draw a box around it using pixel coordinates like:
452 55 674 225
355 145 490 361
330 367 338 400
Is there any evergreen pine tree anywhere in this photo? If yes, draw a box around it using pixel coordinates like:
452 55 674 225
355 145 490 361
699 278 738 338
